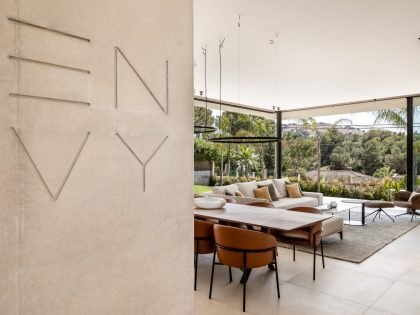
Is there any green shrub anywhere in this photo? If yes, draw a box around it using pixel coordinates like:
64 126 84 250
289 177 389 200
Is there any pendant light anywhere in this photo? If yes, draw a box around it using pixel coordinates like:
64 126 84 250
194 46 217 134
209 25 281 144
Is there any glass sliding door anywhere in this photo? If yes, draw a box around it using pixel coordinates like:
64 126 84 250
412 97 420 190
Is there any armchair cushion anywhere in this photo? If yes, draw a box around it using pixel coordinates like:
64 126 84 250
394 190 412 201
409 192 420 202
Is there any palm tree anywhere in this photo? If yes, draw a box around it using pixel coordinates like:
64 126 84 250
235 146 259 178
301 118 322 192
374 108 407 128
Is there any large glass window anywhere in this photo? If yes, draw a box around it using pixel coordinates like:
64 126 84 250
194 105 276 188
413 97 420 190
281 102 407 199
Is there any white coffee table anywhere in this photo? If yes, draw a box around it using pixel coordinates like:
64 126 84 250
317 199 367 226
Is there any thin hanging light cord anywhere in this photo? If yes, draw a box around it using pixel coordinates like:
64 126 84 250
202 45 208 126
238 14 241 102
275 32 279 108
218 38 225 131
218 38 225 185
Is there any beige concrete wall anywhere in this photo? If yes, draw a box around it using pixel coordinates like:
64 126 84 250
0 0 193 314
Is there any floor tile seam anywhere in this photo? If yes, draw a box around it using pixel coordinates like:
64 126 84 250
284 280 371 310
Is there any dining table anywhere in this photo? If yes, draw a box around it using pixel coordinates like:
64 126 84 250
194 202 328 283
194 203 327 232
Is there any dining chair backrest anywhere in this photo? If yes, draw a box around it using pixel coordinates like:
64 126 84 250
194 219 215 254
213 224 277 269
247 201 274 208
288 206 322 245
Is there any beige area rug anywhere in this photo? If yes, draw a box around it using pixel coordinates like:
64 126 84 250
278 211 420 263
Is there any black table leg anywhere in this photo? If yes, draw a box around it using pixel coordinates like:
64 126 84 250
362 203 365 226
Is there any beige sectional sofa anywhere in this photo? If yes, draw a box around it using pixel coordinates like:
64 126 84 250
205 178 323 209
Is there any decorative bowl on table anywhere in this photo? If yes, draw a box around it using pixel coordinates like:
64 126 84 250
194 197 226 209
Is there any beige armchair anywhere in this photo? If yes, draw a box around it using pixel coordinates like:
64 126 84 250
394 190 420 222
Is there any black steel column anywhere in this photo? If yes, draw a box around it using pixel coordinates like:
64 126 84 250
276 111 282 179
407 97 414 192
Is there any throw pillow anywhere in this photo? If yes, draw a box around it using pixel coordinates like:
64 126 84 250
258 180 280 198
286 180 303 194
272 178 289 198
286 183 302 198
257 183 279 201
236 181 258 198
235 191 244 197
408 191 420 202
253 186 272 201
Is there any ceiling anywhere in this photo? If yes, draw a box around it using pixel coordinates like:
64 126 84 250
194 0 420 111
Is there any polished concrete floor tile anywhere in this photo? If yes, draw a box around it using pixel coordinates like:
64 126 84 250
288 266 393 306
328 251 418 281
194 225 420 314
372 281 420 315
363 307 395 315
398 260 420 285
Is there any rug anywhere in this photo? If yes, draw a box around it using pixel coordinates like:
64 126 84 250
278 211 420 263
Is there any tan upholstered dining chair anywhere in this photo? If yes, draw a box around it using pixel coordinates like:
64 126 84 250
272 206 325 281
210 224 280 312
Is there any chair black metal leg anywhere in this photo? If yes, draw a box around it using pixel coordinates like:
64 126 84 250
372 210 380 222
313 244 317 281
411 211 416 222
293 245 296 261
194 240 199 291
229 266 232 283
320 239 325 269
395 209 414 218
313 234 317 281
382 210 395 222
273 249 280 299
365 210 377 218
243 252 247 312
339 231 343 240
209 246 216 299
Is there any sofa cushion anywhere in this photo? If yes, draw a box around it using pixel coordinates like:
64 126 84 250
211 184 238 196
236 181 258 198
203 193 268 205
272 178 289 198
279 229 309 240
286 183 302 198
253 186 272 201
272 197 319 209
257 183 279 201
